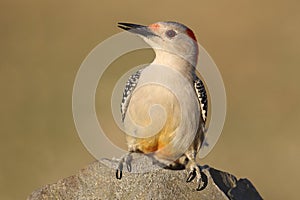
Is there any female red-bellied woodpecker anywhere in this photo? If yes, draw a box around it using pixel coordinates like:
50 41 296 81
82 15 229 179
117 21 208 190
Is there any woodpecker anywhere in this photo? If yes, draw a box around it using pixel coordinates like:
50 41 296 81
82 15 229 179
116 21 208 190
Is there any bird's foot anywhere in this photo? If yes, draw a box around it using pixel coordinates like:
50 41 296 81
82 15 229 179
116 153 132 179
186 162 205 191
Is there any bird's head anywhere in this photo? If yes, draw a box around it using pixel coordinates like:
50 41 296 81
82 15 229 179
118 21 199 67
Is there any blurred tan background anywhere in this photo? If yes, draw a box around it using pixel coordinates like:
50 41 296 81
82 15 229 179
1 0 299 199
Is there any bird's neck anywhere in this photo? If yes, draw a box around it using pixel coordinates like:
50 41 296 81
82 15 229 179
152 50 196 81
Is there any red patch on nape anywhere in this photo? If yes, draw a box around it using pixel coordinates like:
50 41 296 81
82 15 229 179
149 23 160 30
186 28 197 41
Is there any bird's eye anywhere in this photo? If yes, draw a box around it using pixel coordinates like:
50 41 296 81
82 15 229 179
165 30 176 38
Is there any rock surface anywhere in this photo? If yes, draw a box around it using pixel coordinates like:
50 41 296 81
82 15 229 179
27 153 263 200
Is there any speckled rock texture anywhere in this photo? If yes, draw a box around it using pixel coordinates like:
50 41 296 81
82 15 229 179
27 153 263 200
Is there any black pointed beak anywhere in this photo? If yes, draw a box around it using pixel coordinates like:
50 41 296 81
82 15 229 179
118 22 157 38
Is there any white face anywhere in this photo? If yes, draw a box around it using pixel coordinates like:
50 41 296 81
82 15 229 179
142 22 199 65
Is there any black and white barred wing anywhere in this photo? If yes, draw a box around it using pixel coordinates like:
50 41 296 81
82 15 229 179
120 69 144 122
193 75 208 124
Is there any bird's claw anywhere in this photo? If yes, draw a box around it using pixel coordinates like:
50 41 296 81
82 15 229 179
186 168 196 182
196 181 205 191
126 154 132 172
186 163 206 191
116 160 123 179
115 153 132 179
116 168 122 179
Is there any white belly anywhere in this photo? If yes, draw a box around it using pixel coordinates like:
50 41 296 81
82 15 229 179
124 64 200 162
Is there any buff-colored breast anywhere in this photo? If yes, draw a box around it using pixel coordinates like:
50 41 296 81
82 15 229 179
125 84 181 155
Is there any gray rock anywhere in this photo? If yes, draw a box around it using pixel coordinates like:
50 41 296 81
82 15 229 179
27 153 263 200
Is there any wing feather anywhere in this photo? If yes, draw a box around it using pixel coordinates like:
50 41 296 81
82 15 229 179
193 75 208 123
120 69 144 122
